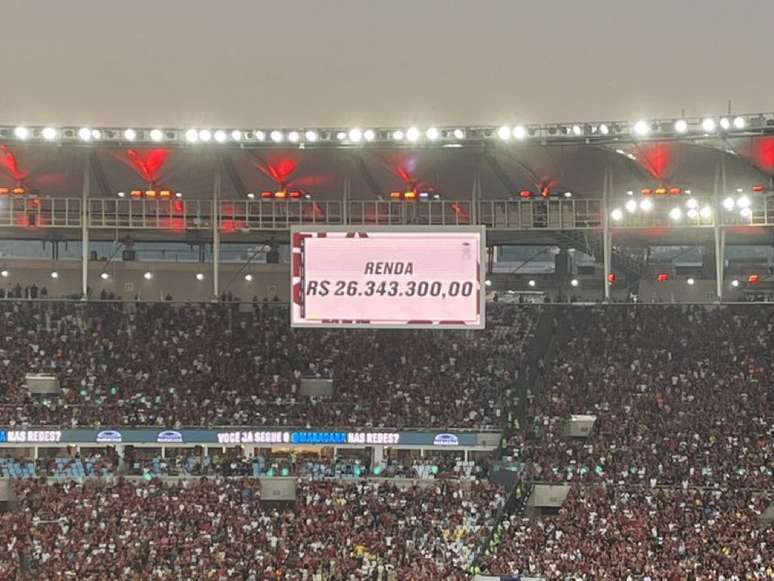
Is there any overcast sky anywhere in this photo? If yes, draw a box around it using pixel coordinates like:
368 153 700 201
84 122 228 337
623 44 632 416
2 0 772 129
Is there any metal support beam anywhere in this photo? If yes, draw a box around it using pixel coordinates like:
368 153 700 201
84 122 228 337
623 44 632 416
602 167 612 301
713 159 726 301
471 170 480 225
342 176 351 224
81 155 91 298
212 167 221 299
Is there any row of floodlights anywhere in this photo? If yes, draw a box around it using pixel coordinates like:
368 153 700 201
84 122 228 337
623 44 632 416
611 195 755 221
3 115 757 146
0 270 260 282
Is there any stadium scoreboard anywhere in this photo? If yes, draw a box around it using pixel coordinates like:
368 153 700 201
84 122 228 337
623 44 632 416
291 226 485 329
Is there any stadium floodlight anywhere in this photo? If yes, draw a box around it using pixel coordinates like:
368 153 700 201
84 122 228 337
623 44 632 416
231 129 242 142
214 130 227 143
100 272 109 280
426 127 440 141
687 277 695 285
143 272 153 280
701 118 716 133
175 192 183 198
633 120 650 137
732 116 746 129
336 131 347 141
674 119 688 133
598 123 609 135
740 207 753 218
41 127 58 141
512 125 527 140
270 130 283 143
639 198 653 211
50 271 59 279
528 279 536 287
305 130 318 142
198 129 212 142
247 193 255 200
570 278 579 287
625 199 637 213
736 195 751 209
564 192 573 198
731 279 740 287
722 197 735 210
78 127 93 141
0 270 8 278
392 130 404 141
123 128 137 141
453 128 465 140
254 130 266 141
686 198 698 209
719 117 731 130
687 208 699 219
91 129 102 140
14 126 29 140
348 128 363 142
484 279 492 287
150 129 164 142
497 125 511 140
117 192 126 198
406 127 420 142
288 131 300 143
699 206 712 219
363 129 375 142
610 208 624 221
571 124 583 136
736 187 744 193
185 129 199 143
244 274 253 282
195 273 205 281
669 207 683 221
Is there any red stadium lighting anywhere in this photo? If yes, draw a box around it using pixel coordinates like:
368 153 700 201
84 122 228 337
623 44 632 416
654 187 668 195
540 187 550 198
607 273 617 284
12 187 25 195
752 184 765 193
747 274 760 284
145 190 157 199
260 191 273 199
519 190 532 199
640 188 652 196
274 191 287 199
159 190 172 198
288 190 302 199
389 191 402 200
657 273 669 282
669 187 682 195
130 190 143 199
0 187 8 195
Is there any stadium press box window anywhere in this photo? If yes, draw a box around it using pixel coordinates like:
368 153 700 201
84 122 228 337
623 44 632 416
291 226 485 329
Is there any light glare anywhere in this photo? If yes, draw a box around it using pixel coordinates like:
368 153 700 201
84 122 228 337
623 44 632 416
150 129 164 142
42 127 58 141
14 126 29 140
123 128 137 141
633 120 650 136
674 119 688 133
406 127 420 142
669 207 683 221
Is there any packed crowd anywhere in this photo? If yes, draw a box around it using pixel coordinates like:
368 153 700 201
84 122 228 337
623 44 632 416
513 305 773 488
0 477 504 580
0 301 532 428
482 484 773 579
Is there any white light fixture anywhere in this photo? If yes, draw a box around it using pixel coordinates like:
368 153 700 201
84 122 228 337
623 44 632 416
699 206 712 219
348 128 363 142
512 125 527 140
722 197 736 210
731 279 740 287
270 130 283 143
254 130 266 141
14 126 29 140
570 278 579 287
143 272 153 280
406 127 420 142
150 129 164 142
669 207 683 221
100 272 109 280
453 128 465 140
336 131 347 141
247 193 255 200
244 274 253 282
571 124 583 136
426 127 440 141
701 118 716 133
123 128 137 141
598 123 609 135
633 120 650 137
305 130 318 142
639 198 653 212
740 207 753 218
42 127 58 141
214 130 227 143
185 129 199 143
363 129 375 142
78 127 93 141
610 208 624 221
196 273 205 281
687 208 699 219
563 192 573 198
117 192 125 198
674 119 688 133
687 277 695 285
528 279 536 287
625 199 637 213
392 130 404 141
0 270 8 278
175 192 183 198
484 279 492 287
736 188 744 193
732 116 746 130
497 125 511 140
288 131 300 143
198 129 212 142
91 129 102 140
686 198 698 209
50 271 59 279
736 195 751 209
231 129 242 142
719 117 731 130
